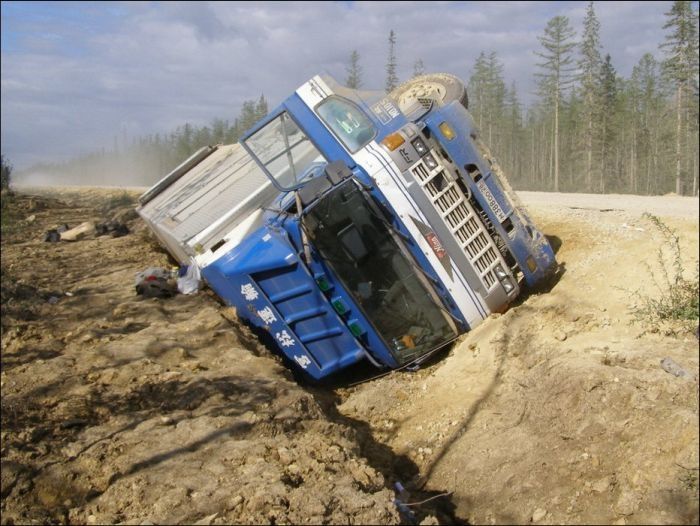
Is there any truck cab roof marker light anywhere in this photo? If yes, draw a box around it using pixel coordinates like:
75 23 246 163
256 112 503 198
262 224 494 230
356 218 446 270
439 122 456 141
381 132 405 151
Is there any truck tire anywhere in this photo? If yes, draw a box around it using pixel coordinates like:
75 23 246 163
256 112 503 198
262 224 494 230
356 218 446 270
389 73 468 113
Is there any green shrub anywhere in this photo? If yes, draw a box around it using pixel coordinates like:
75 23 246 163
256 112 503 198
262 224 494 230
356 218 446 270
630 214 699 334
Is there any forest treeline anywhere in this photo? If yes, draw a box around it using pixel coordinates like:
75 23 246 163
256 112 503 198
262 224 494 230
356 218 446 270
17 1 698 195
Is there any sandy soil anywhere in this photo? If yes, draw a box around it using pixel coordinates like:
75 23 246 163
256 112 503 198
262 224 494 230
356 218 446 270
1 187 698 525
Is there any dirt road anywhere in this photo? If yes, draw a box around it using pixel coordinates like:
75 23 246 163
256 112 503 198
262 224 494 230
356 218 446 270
1 188 698 525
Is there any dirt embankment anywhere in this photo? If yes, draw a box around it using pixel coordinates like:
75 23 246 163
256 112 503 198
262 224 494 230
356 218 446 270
339 197 699 525
1 190 444 525
1 188 698 525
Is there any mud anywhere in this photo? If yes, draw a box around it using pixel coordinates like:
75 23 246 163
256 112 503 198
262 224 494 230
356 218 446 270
1 187 698 525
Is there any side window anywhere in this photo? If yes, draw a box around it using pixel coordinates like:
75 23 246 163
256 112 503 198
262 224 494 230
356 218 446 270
317 97 376 153
244 112 325 191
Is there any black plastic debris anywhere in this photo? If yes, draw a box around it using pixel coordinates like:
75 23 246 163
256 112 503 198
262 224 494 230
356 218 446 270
96 221 130 238
43 230 61 243
43 224 70 242
135 267 178 298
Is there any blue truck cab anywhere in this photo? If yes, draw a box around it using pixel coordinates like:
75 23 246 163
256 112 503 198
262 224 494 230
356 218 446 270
137 74 556 380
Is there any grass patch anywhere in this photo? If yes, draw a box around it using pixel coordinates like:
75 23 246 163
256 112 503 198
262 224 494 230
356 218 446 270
0 190 21 237
103 191 137 212
629 214 699 335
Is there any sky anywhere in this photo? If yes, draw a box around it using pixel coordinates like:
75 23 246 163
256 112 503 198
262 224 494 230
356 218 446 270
0 0 684 170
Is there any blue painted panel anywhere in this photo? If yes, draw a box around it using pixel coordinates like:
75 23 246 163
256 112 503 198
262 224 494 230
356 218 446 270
201 226 371 379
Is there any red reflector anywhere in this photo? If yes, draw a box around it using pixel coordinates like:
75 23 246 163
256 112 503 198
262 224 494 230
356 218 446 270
425 232 446 259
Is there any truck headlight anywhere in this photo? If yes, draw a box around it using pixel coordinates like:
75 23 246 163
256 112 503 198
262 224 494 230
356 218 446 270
494 264 508 280
424 153 438 170
411 137 428 156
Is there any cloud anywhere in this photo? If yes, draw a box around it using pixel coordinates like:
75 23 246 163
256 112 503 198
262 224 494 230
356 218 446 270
0 0 679 169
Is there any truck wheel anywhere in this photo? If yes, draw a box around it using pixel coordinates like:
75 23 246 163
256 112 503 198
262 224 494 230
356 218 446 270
390 73 468 114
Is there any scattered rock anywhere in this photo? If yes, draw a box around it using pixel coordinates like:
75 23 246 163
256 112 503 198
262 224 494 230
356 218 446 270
554 330 567 341
592 476 611 493
532 507 547 522
229 495 244 510
660 357 690 379
193 512 218 525
614 489 638 516
277 447 293 466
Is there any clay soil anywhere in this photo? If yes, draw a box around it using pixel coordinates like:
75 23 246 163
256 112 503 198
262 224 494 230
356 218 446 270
1 187 698 525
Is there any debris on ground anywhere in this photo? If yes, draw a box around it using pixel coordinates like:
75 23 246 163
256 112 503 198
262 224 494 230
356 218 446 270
176 264 201 295
135 267 178 298
59 221 95 241
95 221 129 238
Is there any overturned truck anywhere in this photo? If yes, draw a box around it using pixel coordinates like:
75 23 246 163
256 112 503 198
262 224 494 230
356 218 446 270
137 74 557 380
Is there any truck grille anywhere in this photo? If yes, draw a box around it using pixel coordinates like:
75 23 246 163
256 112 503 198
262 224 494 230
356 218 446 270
411 156 501 290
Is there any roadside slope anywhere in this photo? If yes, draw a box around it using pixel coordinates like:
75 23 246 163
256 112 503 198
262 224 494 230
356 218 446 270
338 198 699 524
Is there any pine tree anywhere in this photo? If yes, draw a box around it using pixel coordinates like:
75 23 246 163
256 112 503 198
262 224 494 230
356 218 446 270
1 154 12 190
577 1 603 191
504 82 524 183
255 95 268 120
598 54 619 192
534 16 577 192
239 100 258 132
660 0 699 195
484 51 506 148
413 58 425 78
385 30 399 93
345 50 363 89
468 52 489 130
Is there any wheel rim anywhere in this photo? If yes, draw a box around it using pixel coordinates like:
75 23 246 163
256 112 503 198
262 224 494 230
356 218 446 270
396 81 447 112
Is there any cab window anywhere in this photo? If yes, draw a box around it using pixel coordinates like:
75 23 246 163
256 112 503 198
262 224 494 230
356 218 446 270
317 97 376 153
244 112 324 191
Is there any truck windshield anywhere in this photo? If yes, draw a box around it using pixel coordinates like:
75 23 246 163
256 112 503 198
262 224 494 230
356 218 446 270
245 112 324 191
303 181 457 364
316 97 376 153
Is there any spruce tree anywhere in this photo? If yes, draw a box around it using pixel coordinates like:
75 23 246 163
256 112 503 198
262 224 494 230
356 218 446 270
598 54 619 192
577 1 603 191
534 16 577 192
468 52 489 129
660 0 699 194
345 50 363 89
385 30 399 93
413 58 425 78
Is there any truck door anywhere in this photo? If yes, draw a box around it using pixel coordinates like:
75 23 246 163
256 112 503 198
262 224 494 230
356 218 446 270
242 111 327 192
